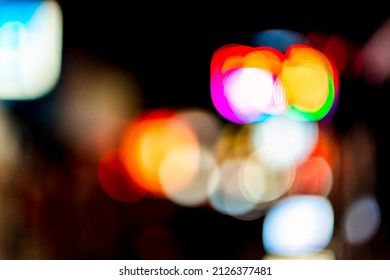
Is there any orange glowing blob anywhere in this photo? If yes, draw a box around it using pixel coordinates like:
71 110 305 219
242 48 284 73
280 45 334 114
120 109 200 198
288 124 338 196
158 145 200 193
288 156 333 196
310 125 338 165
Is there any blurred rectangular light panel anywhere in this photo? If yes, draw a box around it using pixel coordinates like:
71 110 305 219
0 0 62 99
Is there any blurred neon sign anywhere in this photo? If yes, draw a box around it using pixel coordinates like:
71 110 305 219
210 44 338 123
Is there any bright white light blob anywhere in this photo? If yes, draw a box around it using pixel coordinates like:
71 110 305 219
0 1 63 99
239 148 295 204
250 115 318 169
342 196 381 245
263 195 334 256
224 68 287 123
208 159 257 217
160 146 217 207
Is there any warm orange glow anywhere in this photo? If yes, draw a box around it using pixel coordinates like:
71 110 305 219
280 46 333 113
242 48 284 73
288 156 333 196
120 109 200 198
310 126 337 165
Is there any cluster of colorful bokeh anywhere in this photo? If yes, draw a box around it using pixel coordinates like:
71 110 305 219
210 44 339 123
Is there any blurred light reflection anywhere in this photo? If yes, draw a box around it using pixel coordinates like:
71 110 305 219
0 0 63 99
262 195 334 256
342 195 381 245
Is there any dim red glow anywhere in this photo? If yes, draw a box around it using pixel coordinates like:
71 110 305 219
98 148 146 202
